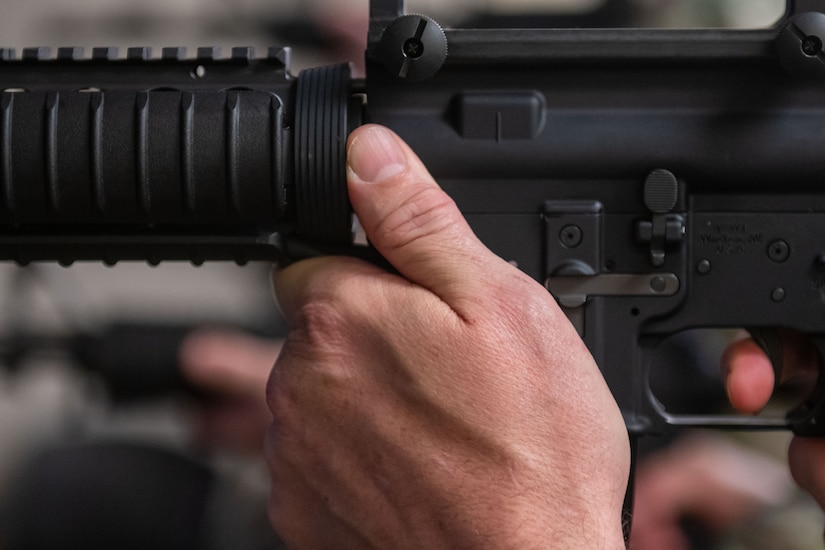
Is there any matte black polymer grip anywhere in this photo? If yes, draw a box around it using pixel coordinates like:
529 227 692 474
0 48 357 264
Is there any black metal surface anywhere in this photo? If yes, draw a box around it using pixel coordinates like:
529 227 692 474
0 0 824 439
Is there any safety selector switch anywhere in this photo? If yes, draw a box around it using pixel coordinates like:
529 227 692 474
635 169 685 266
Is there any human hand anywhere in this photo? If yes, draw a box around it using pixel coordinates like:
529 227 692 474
721 332 825 510
264 124 630 549
630 433 791 550
178 328 282 453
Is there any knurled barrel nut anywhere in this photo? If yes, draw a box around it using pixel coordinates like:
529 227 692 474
294 64 352 243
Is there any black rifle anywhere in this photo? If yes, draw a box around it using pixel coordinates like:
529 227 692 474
2 0 825 530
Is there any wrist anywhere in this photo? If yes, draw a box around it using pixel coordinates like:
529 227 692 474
505 510 626 550
462 492 626 550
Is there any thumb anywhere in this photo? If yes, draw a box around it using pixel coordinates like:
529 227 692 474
346 124 502 312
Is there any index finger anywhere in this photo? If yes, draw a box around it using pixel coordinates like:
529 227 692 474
722 330 821 415
272 255 391 327
721 337 776 415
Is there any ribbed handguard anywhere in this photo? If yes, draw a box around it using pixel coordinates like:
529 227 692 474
0 49 356 264
0 89 285 225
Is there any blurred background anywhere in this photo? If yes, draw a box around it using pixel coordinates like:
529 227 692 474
0 1 820 549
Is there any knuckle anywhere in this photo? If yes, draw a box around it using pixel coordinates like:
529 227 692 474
265 369 291 431
487 274 584 351
293 298 357 353
373 184 459 252
494 275 557 325
267 280 373 409
288 268 383 357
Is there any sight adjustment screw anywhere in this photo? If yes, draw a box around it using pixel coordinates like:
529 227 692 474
378 14 448 81
802 35 824 56
777 12 825 79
